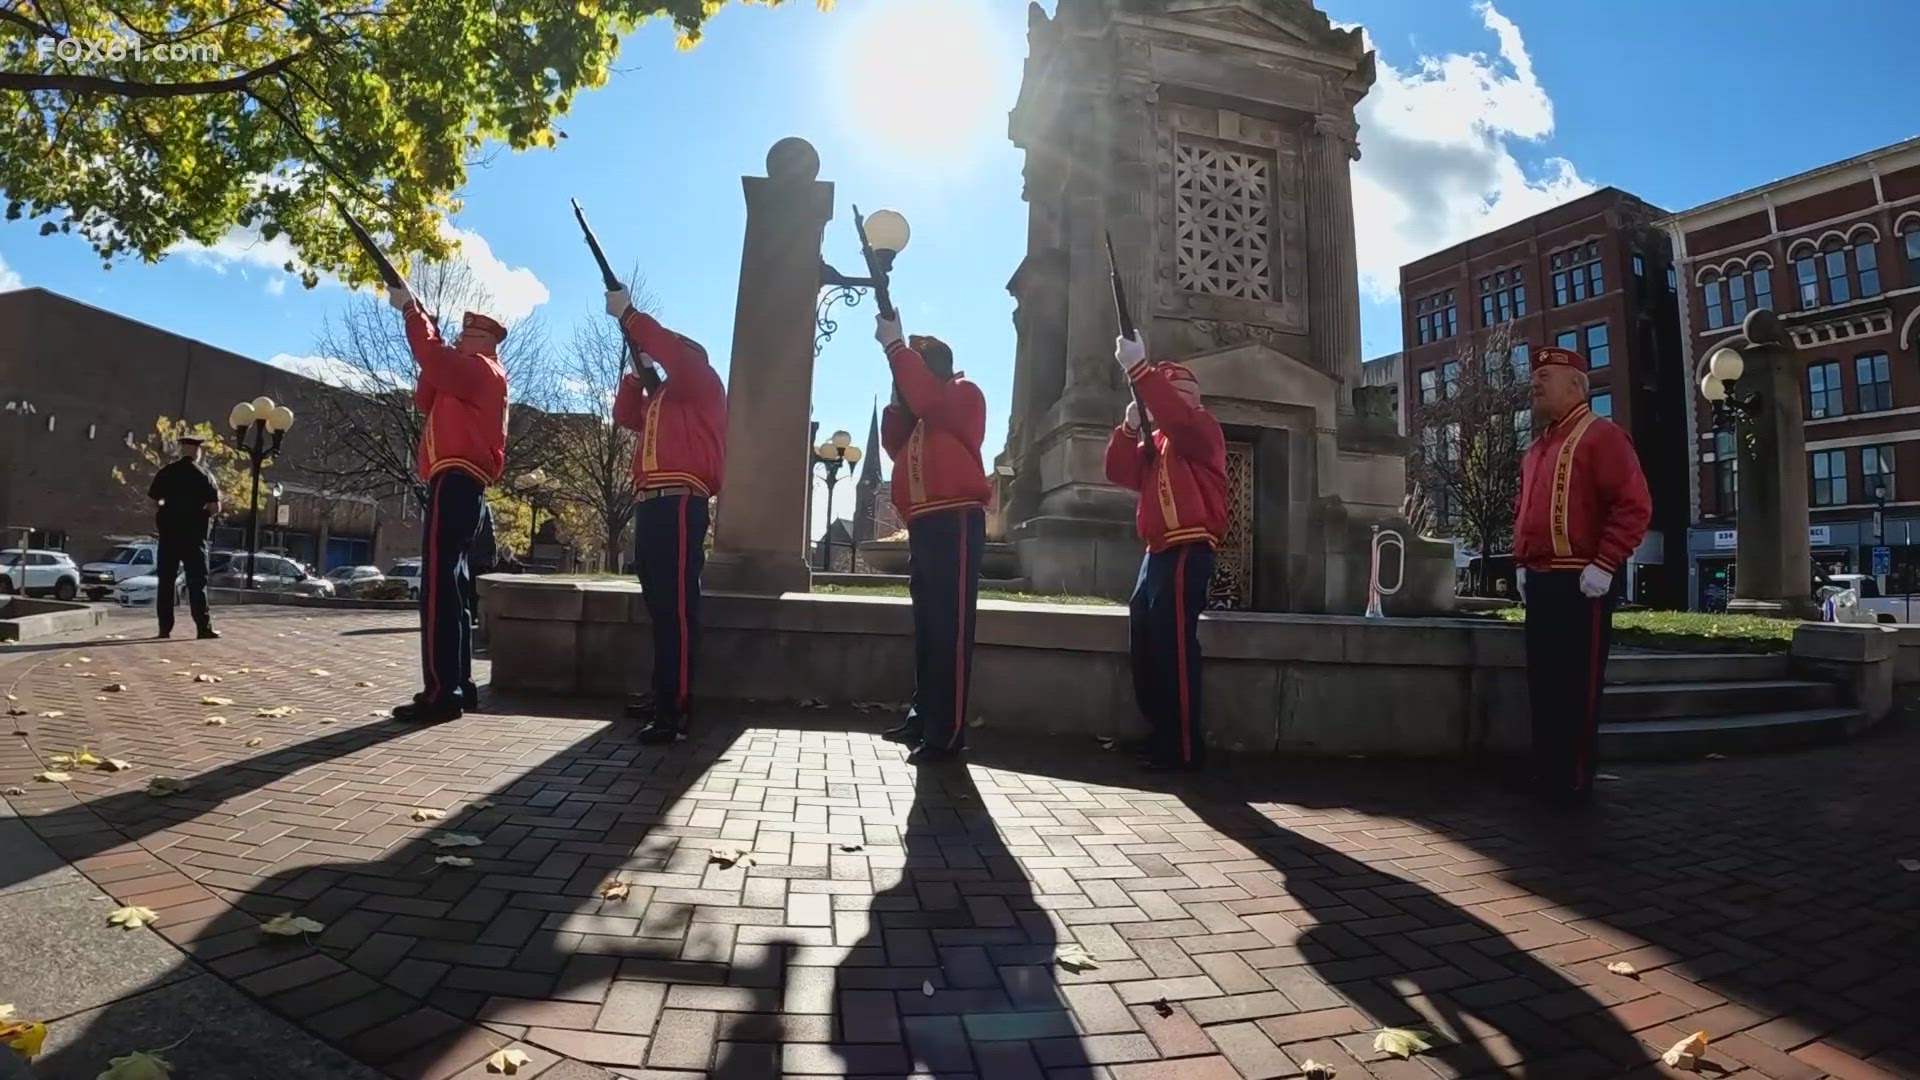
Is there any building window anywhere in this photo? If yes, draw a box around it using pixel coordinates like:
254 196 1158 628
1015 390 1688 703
1665 266 1676 293
1702 273 1726 329
1589 391 1612 418
1855 238 1881 297
1749 257 1773 313
1511 408 1531 447
1418 368 1437 404
1714 430 1737 516
1862 444 1895 502
1856 352 1892 413
1903 223 1920 285
1632 253 1644 278
1414 289 1457 343
1550 241 1603 305
1795 252 1820 308
1822 240 1852 304
1810 449 1848 506
1477 268 1524 326
1807 361 1844 419
1443 290 1458 337
1509 342 1530 381
1584 323 1610 368
1727 273 1749 323
1173 141 1273 301
1440 360 1460 399
1480 284 1495 327
1554 329 1578 352
1443 422 1461 463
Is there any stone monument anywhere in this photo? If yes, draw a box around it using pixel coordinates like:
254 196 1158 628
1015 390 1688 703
995 0 1453 614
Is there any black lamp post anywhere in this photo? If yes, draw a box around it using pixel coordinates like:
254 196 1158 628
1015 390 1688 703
813 208 911 357
227 396 294 588
812 431 862 570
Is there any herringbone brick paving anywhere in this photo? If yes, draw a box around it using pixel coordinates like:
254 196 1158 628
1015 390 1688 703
2 609 1915 1078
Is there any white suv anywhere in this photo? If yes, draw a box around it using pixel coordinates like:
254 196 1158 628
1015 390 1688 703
0 549 82 600
80 542 160 598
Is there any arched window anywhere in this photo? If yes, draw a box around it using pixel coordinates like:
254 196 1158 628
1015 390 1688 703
1747 256 1773 313
1701 270 1725 329
1822 238 1852 304
1900 215 1920 286
1851 228 1882 298
1791 242 1820 308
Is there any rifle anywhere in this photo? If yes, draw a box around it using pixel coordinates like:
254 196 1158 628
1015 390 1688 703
1106 230 1153 455
854 205 905 408
335 200 408 292
570 198 639 377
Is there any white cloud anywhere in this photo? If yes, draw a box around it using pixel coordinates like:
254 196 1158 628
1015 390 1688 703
0 252 22 292
267 353 407 392
438 224 548 325
1350 1 1597 301
265 276 286 296
174 228 311 280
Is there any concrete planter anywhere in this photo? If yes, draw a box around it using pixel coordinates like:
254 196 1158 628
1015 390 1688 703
0 597 105 641
206 588 417 611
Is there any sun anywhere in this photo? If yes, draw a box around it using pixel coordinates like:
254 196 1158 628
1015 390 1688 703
836 0 1009 160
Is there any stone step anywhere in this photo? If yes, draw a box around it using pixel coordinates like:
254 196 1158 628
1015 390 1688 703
1605 652 1791 685
809 572 1033 592
1601 679 1838 721
1599 709 1862 761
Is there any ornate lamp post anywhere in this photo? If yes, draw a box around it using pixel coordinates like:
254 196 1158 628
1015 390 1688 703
227 396 295 588
814 208 911 356
812 431 862 570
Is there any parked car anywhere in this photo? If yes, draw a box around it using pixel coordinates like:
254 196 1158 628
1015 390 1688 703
208 553 335 597
80 541 159 598
1818 573 1915 624
0 549 82 600
112 551 239 607
325 565 388 597
386 561 422 600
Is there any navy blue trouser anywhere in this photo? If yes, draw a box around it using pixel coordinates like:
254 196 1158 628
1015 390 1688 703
1523 570 1617 798
420 469 485 708
903 507 985 751
634 493 709 720
1129 543 1215 767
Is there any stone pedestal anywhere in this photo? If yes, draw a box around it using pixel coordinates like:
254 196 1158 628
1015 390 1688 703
704 138 834 596
1728 311 1817 619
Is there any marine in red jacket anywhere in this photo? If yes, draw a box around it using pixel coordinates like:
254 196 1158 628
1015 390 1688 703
874 313 989 765
1513 346 1651 806
1104 335 1228 772
607 287 729 745
391 288 510 723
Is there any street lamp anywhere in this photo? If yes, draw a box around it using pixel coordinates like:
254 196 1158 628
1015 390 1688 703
812 430 862 570
229 397 294 588
1699 346 1759 429
814 208 911 357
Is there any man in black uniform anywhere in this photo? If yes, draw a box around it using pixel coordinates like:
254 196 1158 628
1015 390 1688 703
146 433 221 640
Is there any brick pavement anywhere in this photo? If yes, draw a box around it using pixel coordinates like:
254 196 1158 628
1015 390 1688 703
1 608 1916 1079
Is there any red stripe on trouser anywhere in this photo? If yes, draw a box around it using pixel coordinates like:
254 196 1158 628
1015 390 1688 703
1174 546 1192 763
422 474 442 699
1574 597 1603 789
948 522 969 749
675 495 690 713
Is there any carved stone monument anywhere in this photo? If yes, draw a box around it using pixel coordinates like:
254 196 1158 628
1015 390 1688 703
996 0 1453 614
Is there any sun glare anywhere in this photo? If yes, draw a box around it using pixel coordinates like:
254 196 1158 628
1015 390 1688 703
837 0 1008 160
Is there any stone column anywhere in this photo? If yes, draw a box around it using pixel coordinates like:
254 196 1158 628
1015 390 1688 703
1730 313 1816 618
704 138 835 595
1306 114 1363 414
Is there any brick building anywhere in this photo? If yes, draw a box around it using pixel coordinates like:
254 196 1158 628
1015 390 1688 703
1360 352 1403 434
1398 188 1690 606
0 288 421 571
1665 136 1920 610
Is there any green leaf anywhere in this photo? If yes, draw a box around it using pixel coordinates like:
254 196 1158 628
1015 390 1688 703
1373 1027 1436 1059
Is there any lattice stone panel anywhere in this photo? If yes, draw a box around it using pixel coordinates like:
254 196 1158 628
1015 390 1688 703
1209 442 1255 611
1175 142 1274 301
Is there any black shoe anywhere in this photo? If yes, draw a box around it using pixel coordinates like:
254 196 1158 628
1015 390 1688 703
460 683 481 712
637 717 685 745
624 694 658 721
906 744 963 766
157 629 171 640
393 700 462 723
196 627 220 640
881 722 922 745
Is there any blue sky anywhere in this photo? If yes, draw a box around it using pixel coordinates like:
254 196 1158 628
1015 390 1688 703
3 0 1915 537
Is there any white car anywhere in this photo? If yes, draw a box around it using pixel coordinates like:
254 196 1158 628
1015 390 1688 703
111 551 239 607
387 561 422 600
0 549 82 600
80 542 160 598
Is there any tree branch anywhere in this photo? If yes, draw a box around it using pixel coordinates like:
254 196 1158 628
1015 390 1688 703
0 52 305 97
0 6 58 37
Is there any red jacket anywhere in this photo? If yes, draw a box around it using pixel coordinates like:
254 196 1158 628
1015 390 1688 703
611 310 728 496
1103 361 1228 552
880 340 990 522
406 304 509 485
1514 402 1652 574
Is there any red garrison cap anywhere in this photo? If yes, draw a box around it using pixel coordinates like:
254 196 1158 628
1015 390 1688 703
462 311 507 342
1534 346 1585 372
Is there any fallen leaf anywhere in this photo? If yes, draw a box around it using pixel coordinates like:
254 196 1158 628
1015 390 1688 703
34 771 71 783
353 680 372 688
471 799 495 809
431 833 483 848
77 656 92 663
1661 1031 1710 1071
1098 736 1116 750
921 980 935 997
255 705 296 718
1898 858 1920 872
234 668 252 674
320 717 338 724
1055 944 1099 972
107 905 159 929
157 659 171 664
1301 1061 1337 1079
1704 753 1727 760
434 855 473 867
0 1004 11 1021
49 747 102 768
3 707 22 717
1 1020 48 1059
2 786 23 796
193 673 221 683
709 847 755 869
245 737 264 748
98 1050 171 1079
839 844 864 853
968 716 985 728
1373 1027 1435 1059
598 879 631 900
146 777 190 796
93 695 109 702
101 758 134 772
37 710 63 718
1152 998 1173 1017
411 808 445 822
201 696 233 706
203 716 227 726
1606 961 1638 977
486 1048 532 1075
307 668 331 677
261 913 326 936
1596 772 1623 781
799 698 825 709
370 709 390 717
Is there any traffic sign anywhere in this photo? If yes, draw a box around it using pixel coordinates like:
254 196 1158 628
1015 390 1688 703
1872 546 1891 576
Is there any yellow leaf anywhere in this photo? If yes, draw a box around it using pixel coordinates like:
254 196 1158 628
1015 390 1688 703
1301 1061 1337 1080
97 1049 172 1079
1606 961 1638 976
107 905 159 929
194 673 222 683
1054 944 1099 971
1661 1031 1710 1070
101 758 134 772
201 696 233 707
34 771 72 783
307 669 331 677
77 656 92 663
102 683 129 692
245 737 264 748
353 680 373 688
709 847 755 869
411 808 445 822
0 1004 12 1022
598 879 630 900
38 710 63 718
486 1048 532 1074
1373 1027 1436 1059
1 1019 47 1058
146 777 190 796
431 833 483 848
158 659 172 664
203 717 227 726
3 786 24 796
320 718 338 724
256 706 296 718
434 855 473 867
261 913 326 936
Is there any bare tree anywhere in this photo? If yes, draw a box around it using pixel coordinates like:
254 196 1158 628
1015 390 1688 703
1409 322 1531 594
542 309 649 572
299 258 557 508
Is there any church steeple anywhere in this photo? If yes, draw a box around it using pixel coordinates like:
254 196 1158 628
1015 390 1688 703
858 399 882 487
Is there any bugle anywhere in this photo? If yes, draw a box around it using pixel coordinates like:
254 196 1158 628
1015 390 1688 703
1363 525 1405 619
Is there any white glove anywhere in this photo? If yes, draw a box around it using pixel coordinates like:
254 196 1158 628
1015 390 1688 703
875 313 903 348
1579 563 1612 599
1514 566 1527 600
1123 400 1141 434
1115 334 1146 369
605 287 632 319
387 286 412 312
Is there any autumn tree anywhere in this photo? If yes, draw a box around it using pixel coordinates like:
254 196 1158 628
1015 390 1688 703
1408 322 1531 594
110 416 264 523
0 0 833 282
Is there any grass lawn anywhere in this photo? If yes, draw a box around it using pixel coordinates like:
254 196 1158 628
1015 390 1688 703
814 583 1122 607
1484 606 1800 653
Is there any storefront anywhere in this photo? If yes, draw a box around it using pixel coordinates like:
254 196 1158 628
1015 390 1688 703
1688 519 1920 608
